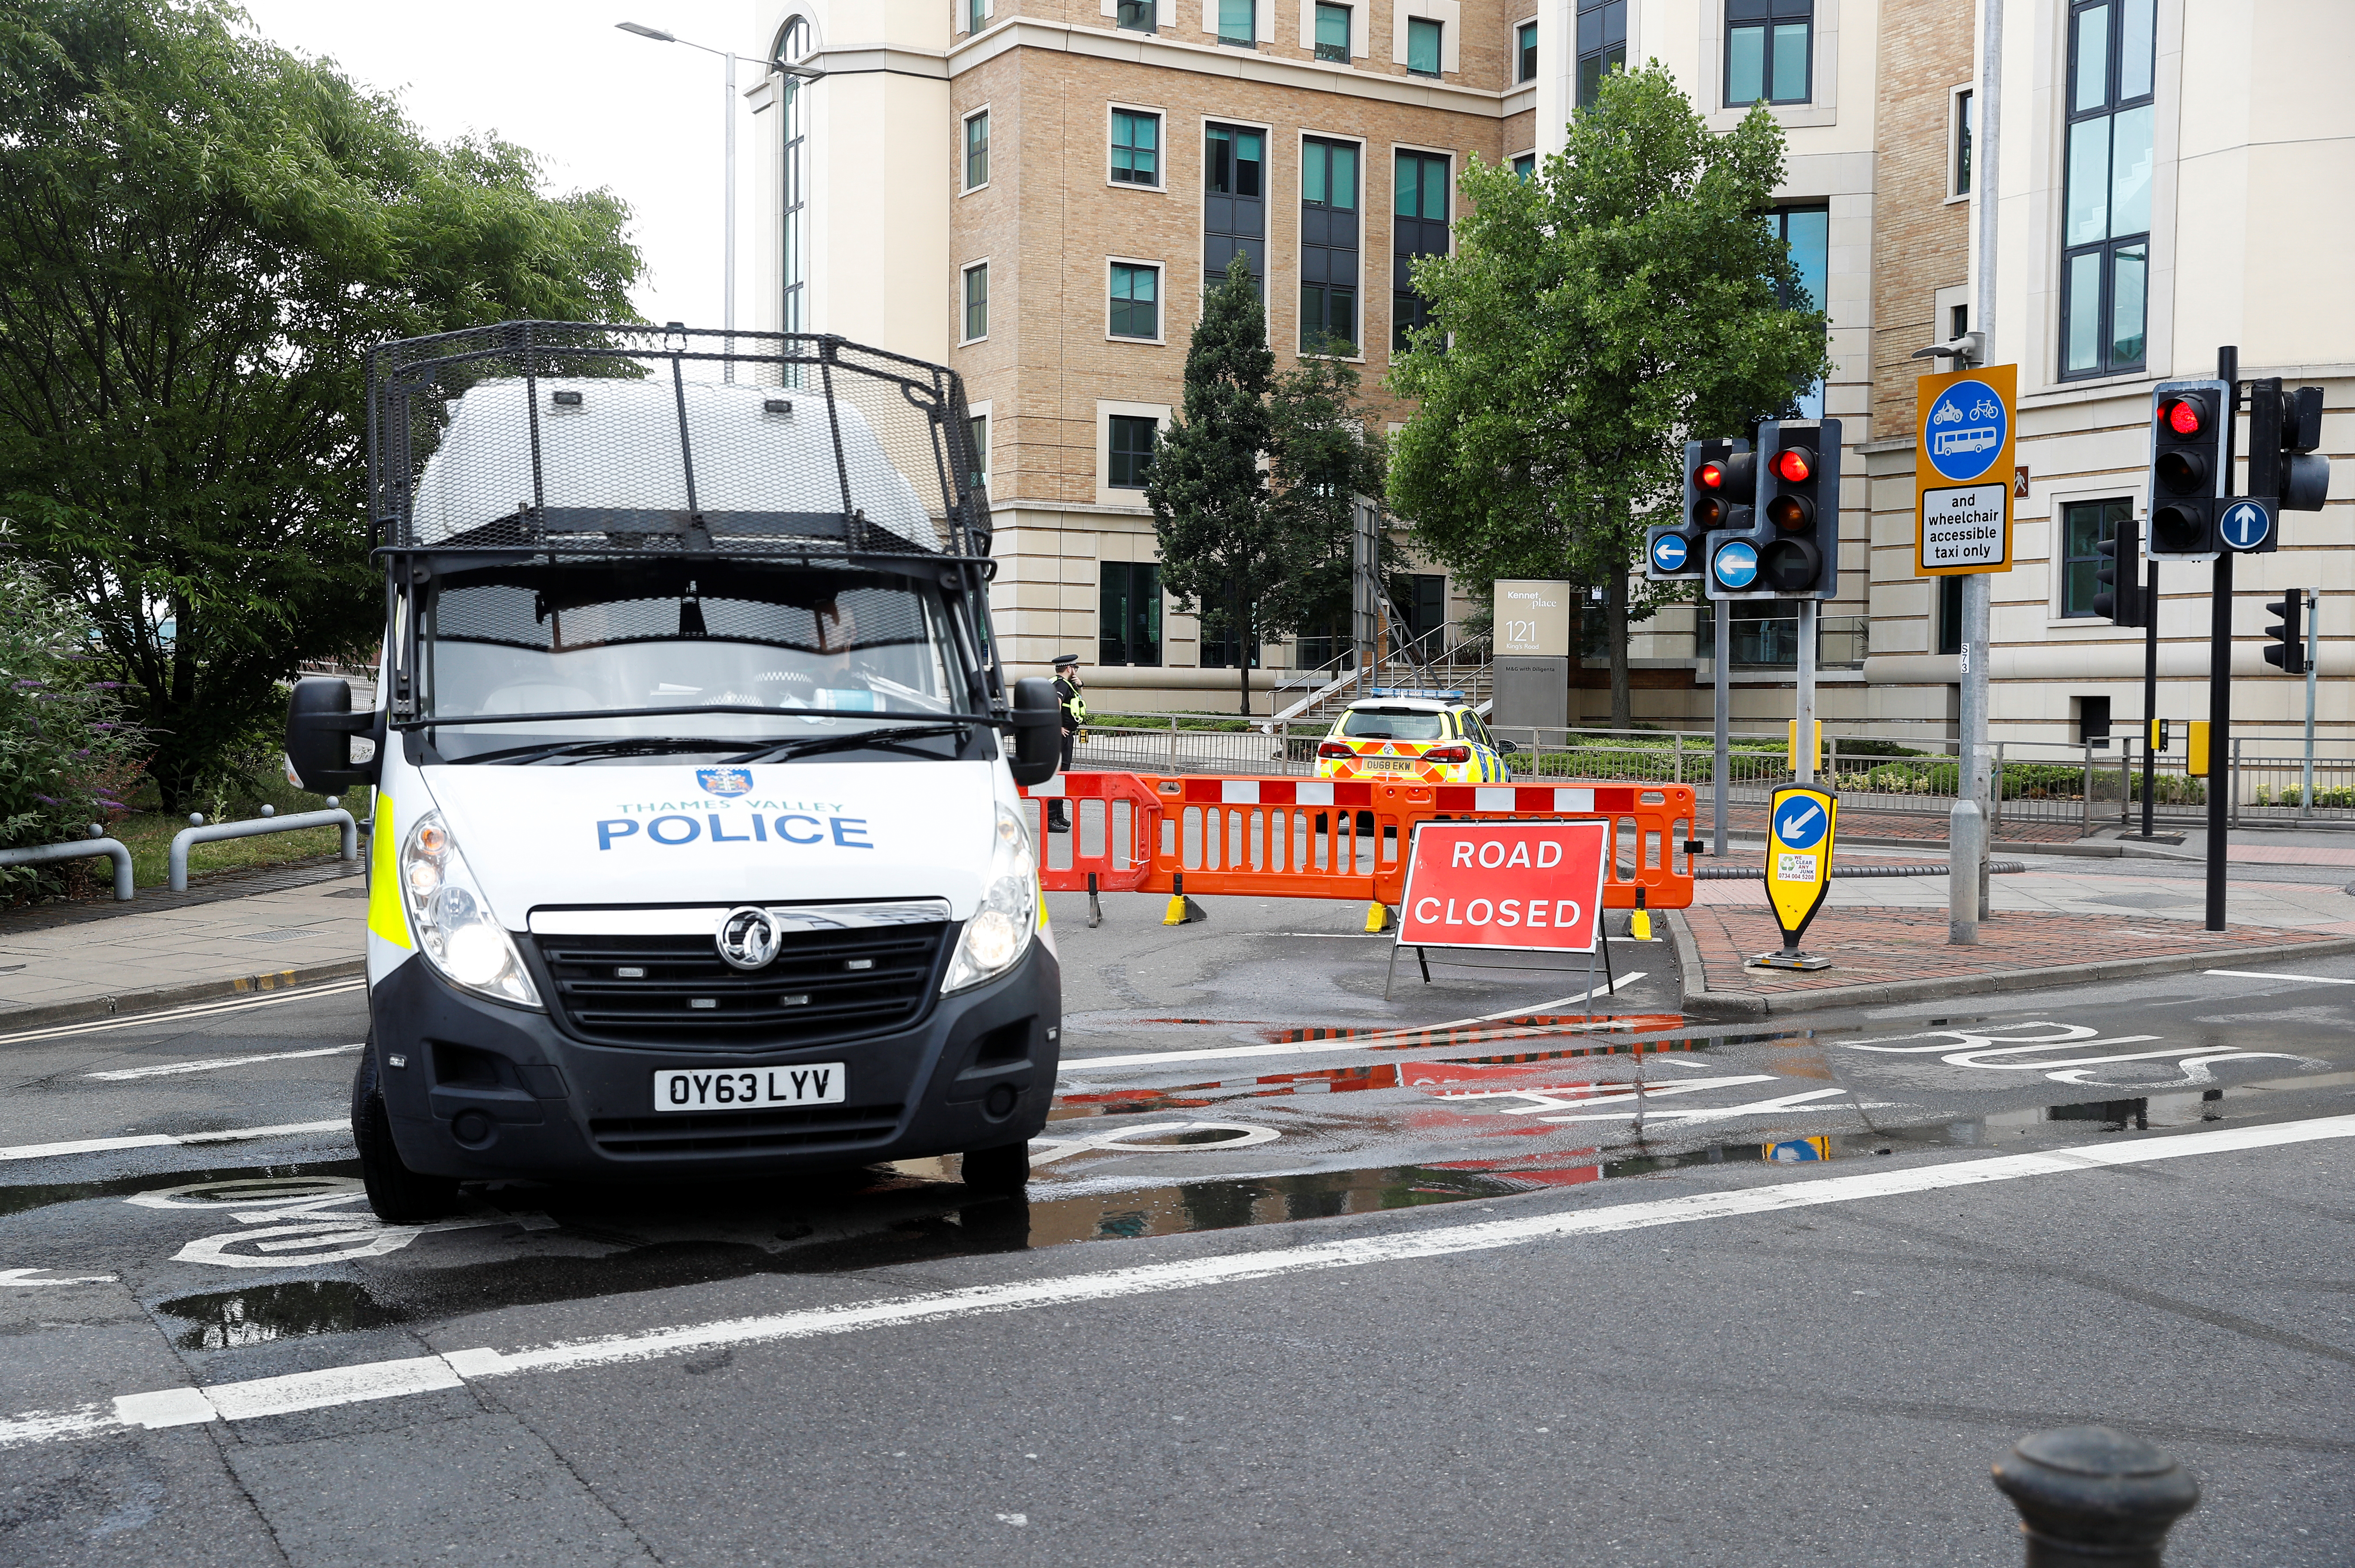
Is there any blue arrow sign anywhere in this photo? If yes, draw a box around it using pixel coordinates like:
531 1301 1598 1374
1773 796 1829 850
1712 539 1759 590
1650 533 1690 572
1924 378 2008 483
2219 500 2272 551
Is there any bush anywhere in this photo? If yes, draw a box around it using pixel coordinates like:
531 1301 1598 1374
0 547 145 895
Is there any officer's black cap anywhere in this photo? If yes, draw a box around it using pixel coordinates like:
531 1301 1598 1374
1051 654 1080 668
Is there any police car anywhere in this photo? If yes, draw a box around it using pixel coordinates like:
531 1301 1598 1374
1314 691 1508 784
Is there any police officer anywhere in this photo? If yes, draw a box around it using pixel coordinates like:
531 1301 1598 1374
1048 654 1084 832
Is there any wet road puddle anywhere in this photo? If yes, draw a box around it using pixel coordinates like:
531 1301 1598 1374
158 1279 407 1350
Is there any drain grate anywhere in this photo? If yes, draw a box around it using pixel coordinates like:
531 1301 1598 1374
240 928 332 942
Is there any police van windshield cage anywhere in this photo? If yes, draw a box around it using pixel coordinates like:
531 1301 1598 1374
365 322 991 562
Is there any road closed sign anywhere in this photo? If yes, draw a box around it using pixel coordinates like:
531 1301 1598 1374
1396 820 1609 954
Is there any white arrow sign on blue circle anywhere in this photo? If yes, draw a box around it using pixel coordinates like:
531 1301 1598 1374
1651 534 1690 572
1713 539 1759 590
2219 500 2271 551
1774 797 1829 850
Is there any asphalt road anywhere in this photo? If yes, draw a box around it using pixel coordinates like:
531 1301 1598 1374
1 891 2351 1566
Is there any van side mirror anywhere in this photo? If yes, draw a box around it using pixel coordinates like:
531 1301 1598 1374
1007 677 1061 788
287 678 383 792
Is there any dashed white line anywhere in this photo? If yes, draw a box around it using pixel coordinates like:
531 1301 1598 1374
82 1043 364 1081
0 1120 349 1163
9 1111 2348 1450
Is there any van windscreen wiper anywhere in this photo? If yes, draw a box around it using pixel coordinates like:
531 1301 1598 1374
727 724 973 765
459 737 759 767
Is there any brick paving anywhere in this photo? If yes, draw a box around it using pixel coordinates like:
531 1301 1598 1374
1682 902 2343 998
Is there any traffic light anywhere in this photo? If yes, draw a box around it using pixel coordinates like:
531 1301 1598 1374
1648 438 1747 581
1752 418 1842 597
1699 437 1772 602
2248 377 2332 517
2262 587 2307 675
2091 515 2145 627
2146 379 2228 560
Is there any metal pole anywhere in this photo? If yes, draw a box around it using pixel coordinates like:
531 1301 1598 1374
722 48 737 380
1952 0 2003 941
2303 587 2318 817
1713 596 1730 855
2141 558 2158 837
2205 344 2238 933
1796 598 1817 785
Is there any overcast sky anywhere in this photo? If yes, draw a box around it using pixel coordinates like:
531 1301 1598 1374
236 0 760 331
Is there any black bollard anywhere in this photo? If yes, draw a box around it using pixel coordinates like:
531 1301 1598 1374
1991 1426 2199 1567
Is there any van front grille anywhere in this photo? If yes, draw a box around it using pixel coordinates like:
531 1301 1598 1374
532 924 949 1048
587 1103 904 1156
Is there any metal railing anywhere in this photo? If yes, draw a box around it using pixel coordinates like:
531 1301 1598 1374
169 801 361 892
0 825 134 900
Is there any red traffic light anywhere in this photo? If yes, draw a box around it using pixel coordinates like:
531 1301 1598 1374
2158 396 2207 437
1773 447 1815 484
1697 461 1726 489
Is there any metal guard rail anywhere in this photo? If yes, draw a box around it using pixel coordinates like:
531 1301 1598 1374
0 826 135 900
1021 772 1696 911
169 804 359 892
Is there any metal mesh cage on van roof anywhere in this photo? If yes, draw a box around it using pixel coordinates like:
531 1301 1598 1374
367 322 990 560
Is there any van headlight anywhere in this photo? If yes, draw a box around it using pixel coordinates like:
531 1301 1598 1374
943 802 1038 993
400 810 542 1008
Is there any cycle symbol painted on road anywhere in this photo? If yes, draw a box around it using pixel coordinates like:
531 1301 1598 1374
124 1176 555 1268
1839 1021 2313 1086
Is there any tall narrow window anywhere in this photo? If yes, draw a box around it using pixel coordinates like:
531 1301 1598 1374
1576 0 1625 107
2060 499 2132 617
962 263 988 342
1937 574 1963 656
777 18 810 349
1725 0 1812 106
1100 562 1163 666
1511 152 1535 179
1117 0 1156 31
964 111 989 191
1219 0 1255 46
1406 16 1442 76
1111 110 1160 186
1393 150 1449 353
2060 0 2154 379
1300 137 1359 353
1108 416 1159 489
1204 124 1265 298
967 414 989 494
1768 205 1827 417
968 0 987 33
1517 20 1538 83
1953 88 1974 195
1110 263 1161 339
1315 2 1351 62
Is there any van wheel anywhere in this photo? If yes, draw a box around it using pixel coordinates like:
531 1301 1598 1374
961 1143 1031 1194
352 1040 460 1225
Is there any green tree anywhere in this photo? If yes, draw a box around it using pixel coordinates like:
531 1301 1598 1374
1389 65 1830 727
0 0 641 809
1255 348 1391 670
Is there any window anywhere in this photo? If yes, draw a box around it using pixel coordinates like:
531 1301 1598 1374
2060 0 2154 379
1953 88 1974 196
1767 205 1827 416
1950 303 1970 340
1511 152 1535 179
967 414 989 493
1100 562 1162 667
1220 0 1255 46
1725 0 1811 106
1111 109 1160 186
1110 262 1160 339
2077 695 2112 746
964 111 989 191
1406 17 1441 76
1108 415 1158 488
777 19 811 343
1204 124 1265 297
1517 19 1537 83
1393 150 1449 353
961 263 988 342
2059 498 2132 618
1117 0 1156 31
1315 2 1351 62
1200 613 1260 669
1936 575 1962 656
968 0 987 33
1576 0 1625 108
1300 137 1359 353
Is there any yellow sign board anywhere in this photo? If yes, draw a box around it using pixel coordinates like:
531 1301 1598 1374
1915 363 2017 577
1785 720 1824 773
2187 721 2210 778
2148 718 2170 751
1764 785 1837 945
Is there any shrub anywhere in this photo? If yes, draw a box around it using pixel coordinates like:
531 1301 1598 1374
0 546 145 895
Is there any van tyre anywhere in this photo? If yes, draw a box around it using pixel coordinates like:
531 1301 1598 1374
961 1142 1031 1194
352 1038 460 1224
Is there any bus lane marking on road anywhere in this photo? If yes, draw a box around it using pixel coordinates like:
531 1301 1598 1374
1838 1021 2315 1086
82 1043 365 1081
0 1268 118 1286
0 1120 350 1163
123 1176 556 1268
1026 1122 1281 1168
7 1111 2351 1450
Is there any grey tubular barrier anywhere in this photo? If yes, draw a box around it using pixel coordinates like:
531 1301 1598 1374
0 824 134 900
169 798 358 893
1693 860 2028 880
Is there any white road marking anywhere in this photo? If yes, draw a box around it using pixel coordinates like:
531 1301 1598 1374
2207 969 2355 986
118 1175 558 1267
0 1269 117 1287
6 1111 2349 1449
1432 1073 1856 1125
0 1120 348 1163
1060 975 1650 1072
0 980 365 1047
82 1044 364 1081
1026 1121 1281 1168
1841 1021 2310 1086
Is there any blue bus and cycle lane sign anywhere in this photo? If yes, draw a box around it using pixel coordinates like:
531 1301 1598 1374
1916 362 2017 577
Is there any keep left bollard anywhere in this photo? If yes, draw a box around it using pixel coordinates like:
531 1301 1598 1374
1991 1426 2199 1567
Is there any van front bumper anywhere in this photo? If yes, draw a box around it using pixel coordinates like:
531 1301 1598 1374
368 942 1060 1182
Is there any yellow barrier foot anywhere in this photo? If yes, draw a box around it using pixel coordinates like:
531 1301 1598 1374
1162 895 1207 926
1362 902 1394 934
1629 909 1653 942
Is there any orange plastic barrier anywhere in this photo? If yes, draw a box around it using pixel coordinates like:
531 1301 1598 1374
1020 773 1695 910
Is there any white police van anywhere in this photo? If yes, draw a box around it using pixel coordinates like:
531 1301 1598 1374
287 324 1063 1222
